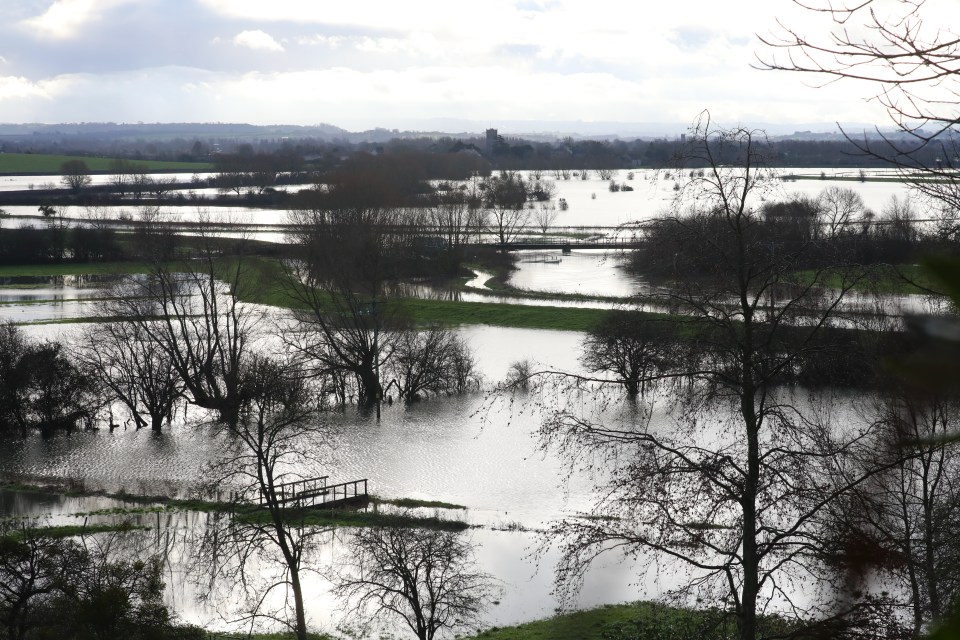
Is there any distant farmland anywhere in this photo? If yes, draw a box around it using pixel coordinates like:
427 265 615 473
0 153 212 175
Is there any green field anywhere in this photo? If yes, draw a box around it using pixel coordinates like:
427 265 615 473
0 152 212 175
467 602 749 640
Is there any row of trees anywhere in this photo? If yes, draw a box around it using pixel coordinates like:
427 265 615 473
0 215 483 437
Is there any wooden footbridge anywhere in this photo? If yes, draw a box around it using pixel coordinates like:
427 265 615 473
261 476 369 510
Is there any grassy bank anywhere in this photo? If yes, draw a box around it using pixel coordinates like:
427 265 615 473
0 261 154 278
0 482 469 532
0 153 211 174
467 601 795 640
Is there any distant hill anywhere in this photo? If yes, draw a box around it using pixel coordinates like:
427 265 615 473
0 122 350 141
0 120 902 144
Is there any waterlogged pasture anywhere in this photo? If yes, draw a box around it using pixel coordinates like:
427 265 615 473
0 168 915 231
0 166 931 635
0 325 668 634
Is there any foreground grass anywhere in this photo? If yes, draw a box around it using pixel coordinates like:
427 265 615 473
206 633 333 640
0 153 211 174
208 634 333 640
468 601 795 640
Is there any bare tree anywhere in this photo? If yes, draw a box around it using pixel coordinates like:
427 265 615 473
334 523 496 640
533 203 559 235
108 159 131 196
535 115 881 640
818 185 865 238
840 388 960 637
759 1 960 218
481 173 530 244
881 194 918 243
128 166 152 200
149 175 177 200
73 320 185 431
196 355 326 640
60 160 91 193
580 310 674 397
284 205 410 409
386 325 477 402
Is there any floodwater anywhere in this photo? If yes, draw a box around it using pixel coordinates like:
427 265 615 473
0 166 936 635
0 324 667 634
508 249 645 298
0 172 219 192
0 168 917 233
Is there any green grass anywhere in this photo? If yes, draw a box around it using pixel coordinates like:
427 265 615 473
390 297 607 331
0 261 153 277
468 602 723 640
208 634 333 640
0 522 149 540
372 496 468 510
0 483 469 531
0 153 212 175
228 256 610 331
0 256 617 332
235 503 470 532
789 263 942 294
467 601 797 640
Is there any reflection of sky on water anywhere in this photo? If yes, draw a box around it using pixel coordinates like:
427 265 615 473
0 167 935 632
0 168 916 230
509 249 645 297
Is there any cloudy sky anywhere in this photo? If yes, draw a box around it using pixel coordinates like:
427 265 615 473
0 0 917 131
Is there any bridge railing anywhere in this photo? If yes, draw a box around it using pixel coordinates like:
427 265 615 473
262 477 368 508
259 475 328 506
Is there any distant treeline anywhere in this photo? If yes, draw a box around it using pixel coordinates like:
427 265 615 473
1 130 951 172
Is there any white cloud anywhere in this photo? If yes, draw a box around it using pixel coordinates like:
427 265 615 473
232 30 285 52
20 0 141 39
0 74 64 101
296 35 346 48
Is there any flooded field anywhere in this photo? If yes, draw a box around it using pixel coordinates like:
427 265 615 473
0 166 936 636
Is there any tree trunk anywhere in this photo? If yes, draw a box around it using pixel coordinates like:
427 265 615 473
357 365 382 407
290 565 308 640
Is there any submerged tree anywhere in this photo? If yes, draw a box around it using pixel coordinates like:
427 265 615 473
838 387 960 637
387 325 478 402
74 320 185 431
60 159 91 193
284 205 411 408
107 224 260 427
0 324 99 436
580 310 674 397
535 115 880 640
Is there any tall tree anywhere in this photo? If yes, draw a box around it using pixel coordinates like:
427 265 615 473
534 115 879 640
74 320 185 431
196 355 325 640
284 204 410 408
759 1 960 222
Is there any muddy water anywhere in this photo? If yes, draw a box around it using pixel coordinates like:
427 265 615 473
0 324 661 634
